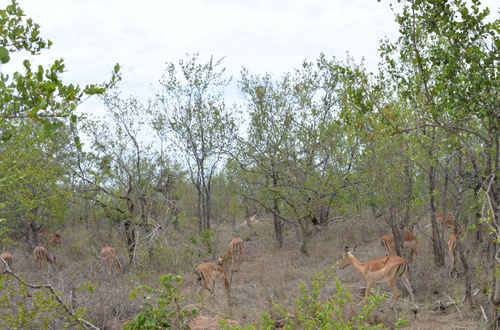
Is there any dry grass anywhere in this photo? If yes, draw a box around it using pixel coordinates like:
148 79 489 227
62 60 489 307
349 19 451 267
0 215 490 329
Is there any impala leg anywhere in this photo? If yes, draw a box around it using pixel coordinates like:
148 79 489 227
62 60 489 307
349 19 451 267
402 271 415 303
450 250 456 276
365 279 374 297
210 278 217 294
387 277 400 307
236 250 241 272
106 259 111 276
199 278 209 297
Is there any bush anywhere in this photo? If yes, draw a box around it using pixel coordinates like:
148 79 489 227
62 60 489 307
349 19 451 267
124 273 197 329
0 274 94 329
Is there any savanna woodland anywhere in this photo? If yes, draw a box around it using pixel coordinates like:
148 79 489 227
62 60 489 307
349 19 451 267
1 0 500 329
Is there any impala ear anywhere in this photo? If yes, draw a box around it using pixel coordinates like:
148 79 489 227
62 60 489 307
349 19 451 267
353 245 357 252
344 245 349 252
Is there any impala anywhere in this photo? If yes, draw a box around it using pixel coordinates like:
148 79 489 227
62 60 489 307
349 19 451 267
0 252 12 270
195 262 231 303
100 247 122 275
38 228 49 244
448 234 458 275
217 237 244 272
33 246 57 273
340 245 414 307
381 231 418 261
436 212 463 234
49 229 62 247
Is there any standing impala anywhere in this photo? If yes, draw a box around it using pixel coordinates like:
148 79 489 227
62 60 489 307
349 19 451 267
33 246 57 273
340 245 414 307
49 229 62 247
195 262 231 303
448 234 458 275
381 231 418 261
436 211 463 234
217 237 244 273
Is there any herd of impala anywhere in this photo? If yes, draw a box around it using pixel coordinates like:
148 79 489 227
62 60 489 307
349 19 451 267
0 212 462 308
0 229 123 278
194 212 462 307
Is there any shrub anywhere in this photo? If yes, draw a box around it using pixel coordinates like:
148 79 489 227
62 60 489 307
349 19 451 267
124 273 197 329
0 274 94 329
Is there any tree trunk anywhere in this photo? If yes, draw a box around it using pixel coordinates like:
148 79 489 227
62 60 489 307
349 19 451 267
124 220 136 263
299 219 309 255
429 163 445 266
389 207 405 258
272 172 283 248
455 148 472 301
196 184 202 234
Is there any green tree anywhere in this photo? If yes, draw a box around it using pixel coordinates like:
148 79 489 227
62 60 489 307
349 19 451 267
0 0 120 143
77 93 178 263
236 57 359 252
344 0 499 324
0 121 71 247
153 53 238 232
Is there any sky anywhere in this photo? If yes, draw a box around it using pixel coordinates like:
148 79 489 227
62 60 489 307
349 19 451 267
2 0 499 114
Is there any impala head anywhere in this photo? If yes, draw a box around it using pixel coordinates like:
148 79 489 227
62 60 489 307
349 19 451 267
340 245 356 269
217 256 224 267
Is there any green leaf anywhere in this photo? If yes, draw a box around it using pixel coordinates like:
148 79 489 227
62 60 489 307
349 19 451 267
1 130 13 141
0 47 10 64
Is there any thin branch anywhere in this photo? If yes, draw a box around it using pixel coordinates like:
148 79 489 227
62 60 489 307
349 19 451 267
0 257 100 330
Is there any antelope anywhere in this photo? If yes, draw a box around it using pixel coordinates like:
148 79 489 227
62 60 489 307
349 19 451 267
49 229 62 247
217 237 244 273
340 245 414 307
38 228 49 244
195 262 231 303
33 246 57 273
0 252 12 270
436 212 463 234
100 247 122 275
448 234 458 276
381 231 418 261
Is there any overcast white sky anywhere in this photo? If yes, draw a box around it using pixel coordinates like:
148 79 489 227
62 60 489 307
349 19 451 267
2 0 500 112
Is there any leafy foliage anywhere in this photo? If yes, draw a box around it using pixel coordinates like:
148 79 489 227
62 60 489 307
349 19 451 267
124 273 196 329
0 275 93 329
0 0 120 143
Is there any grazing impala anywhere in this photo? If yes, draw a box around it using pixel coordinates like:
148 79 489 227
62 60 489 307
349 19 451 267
195 262 231 303
381 231 418 261
0 252 12 270
340 245 414 307
217 237 244 272
100 247 122 275
49 229 62 247
33 246 57 273
448 234 458 275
